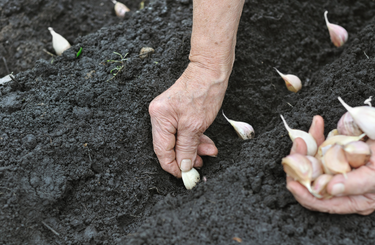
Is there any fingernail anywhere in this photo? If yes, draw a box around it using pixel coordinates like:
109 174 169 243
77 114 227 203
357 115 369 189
331 183 345 196
291 140 299 153
180 159 192 172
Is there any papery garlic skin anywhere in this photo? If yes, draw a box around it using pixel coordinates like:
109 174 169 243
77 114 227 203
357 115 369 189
280 115 317 156
306 156 323 181
338 97 375 140
337 112 363 136
274 68 302 93
312 174 333 199
324 11 348 47
223 111 255 140
48 27 71 56
282 153 313 193
344 141 371 168
181 168 200 190
323 144 351 177
327 129 339 139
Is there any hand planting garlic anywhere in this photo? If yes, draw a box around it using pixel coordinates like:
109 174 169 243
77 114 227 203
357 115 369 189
222 111 254 140
48 27 71 56
181 168 200 190
111 0 130 18
274 68 302 93
280 115 317 156
324 11 348 47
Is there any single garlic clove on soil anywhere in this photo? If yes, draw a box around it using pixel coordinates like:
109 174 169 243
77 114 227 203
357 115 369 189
181 168 200 190
48 27 71 56
327 129 339 139
282 153 313 193
274 68 302 93
338 97 375 140
280 115 317 156
113 1 130 18
139 47 155 59
324 11 348 47
343 141 372 168
222 111 255 140
323 144 351 177
317 134 366 159
312 174 333 199
306 156 324 181
337 112 363 136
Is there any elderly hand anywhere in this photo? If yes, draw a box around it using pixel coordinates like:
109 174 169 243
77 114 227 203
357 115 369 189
287 115 375 215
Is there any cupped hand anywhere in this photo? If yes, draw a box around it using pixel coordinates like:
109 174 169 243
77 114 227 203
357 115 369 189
287 116 375 215
149 62 229 178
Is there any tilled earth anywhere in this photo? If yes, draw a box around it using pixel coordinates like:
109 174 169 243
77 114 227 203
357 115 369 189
1 0 375 244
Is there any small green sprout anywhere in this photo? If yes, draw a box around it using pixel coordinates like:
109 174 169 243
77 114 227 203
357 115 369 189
106 52 128 81
76 47 83 58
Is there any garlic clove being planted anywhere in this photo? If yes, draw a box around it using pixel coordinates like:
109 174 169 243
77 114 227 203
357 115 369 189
112 0 130 18
324 11 348 47
48 27 71 56
343 141 372 168
312 174 333 199
274 68 302 93
280 115 317 156
181 168 200 190
338 97 375 140
282 153 313 193
323 144 351 178
306 156 324 181
337 112 363 136
222 111 255 140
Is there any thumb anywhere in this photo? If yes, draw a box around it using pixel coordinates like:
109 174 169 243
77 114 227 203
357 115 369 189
327 166 375 196
175 129 201 172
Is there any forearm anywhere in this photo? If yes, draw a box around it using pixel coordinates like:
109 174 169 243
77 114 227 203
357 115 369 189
189 0 245 82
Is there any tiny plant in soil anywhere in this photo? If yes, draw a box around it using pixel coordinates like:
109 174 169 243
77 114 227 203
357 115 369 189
106 52 128 81
76 47 83 58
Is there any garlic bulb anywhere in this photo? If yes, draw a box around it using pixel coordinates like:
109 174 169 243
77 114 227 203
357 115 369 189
338 97 375 140
181 168 200 190
48 27 71 56
312 174 333 199
282 153 313 193
322 144 351 178
306 156 323 181
337 112 363 136
280 115 317 156
343 141 371 168
112 0 130 18
223 111 254 140
324 11 348 47
274 68 302 93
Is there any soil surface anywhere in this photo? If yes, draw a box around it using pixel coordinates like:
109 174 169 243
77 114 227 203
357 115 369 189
1 0 375 244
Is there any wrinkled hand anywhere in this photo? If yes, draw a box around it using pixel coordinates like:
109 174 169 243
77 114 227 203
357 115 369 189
287 116 375 215
149 62 229 178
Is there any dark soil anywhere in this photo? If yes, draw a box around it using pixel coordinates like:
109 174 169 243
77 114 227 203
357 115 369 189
1 0 375 244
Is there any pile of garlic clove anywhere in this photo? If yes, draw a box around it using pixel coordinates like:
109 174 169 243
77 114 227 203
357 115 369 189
281 97 374 199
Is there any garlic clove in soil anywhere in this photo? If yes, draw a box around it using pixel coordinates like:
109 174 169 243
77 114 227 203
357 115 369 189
306 156 324 181
280 115 317 156
338 97 375 140
343 141 372 168
282 153 313 193
337 112 363 137
323 144 351 178
181 167 200 190
312 174 333 199
112 0 130 18
327 129 339 139
139 47 155 59
317 134 366 160
48 27 71 56
222 111 255 140
274 68 302 93
324 11 348 47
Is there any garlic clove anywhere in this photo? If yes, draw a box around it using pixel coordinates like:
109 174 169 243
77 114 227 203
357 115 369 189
337 112 363 136
324 11 348 47
312 174 333 199
139 47 155 59
280 115 317 156
282 153 313 193
338 97 375 140
343 141 372 168
317 134 366 159
274 68 302 93
306 156 324 181
323 144 351 177
327 129 339 139
223 111 255 140
112 0 130 18
48 27 71 56
181 168 200 190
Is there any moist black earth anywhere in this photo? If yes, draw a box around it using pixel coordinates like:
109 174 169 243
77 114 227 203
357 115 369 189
1 0 375 244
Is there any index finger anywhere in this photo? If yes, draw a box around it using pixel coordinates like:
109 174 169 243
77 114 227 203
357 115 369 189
308 115 325 146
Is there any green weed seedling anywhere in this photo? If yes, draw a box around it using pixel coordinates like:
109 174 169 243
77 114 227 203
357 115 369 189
106 52 128 81
76 47 83 58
